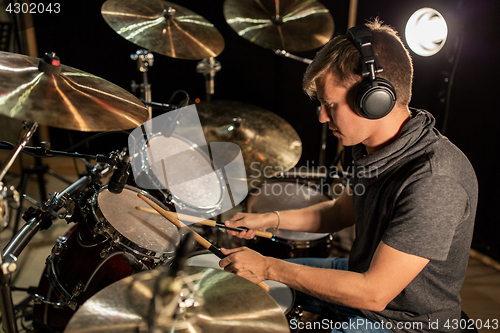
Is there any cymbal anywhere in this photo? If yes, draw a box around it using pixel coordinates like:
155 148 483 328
196 100 302 180
64 266 289 333
0 51 148 132
223 0 334 53
102 0 225 60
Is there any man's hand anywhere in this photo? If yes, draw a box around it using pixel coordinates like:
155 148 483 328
224 212 278 239
219 247 272 284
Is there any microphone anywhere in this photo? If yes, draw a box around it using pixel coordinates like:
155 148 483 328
108 155 130 194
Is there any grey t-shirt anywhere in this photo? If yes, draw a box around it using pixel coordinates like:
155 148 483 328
349 109 478 332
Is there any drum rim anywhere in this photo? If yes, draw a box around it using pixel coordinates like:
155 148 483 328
246 178 336 241
271 233 334 248
92 185 179 262
133 133 226 213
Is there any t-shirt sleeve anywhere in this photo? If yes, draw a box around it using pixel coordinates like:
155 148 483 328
382 175 470 261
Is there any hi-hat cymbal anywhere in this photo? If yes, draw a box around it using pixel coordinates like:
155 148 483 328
196 100 302 180
102 0 225 60
64 266 289 333
224 0 334 53
0 51 148 132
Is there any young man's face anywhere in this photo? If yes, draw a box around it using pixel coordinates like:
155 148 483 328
316 72 375 147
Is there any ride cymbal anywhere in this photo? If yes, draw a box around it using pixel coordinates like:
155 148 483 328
224 0 334 53
0 51 148 132
102 0 225 60
196 100 302 180
64 266 289 333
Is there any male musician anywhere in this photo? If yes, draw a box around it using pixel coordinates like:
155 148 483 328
219 19 478 332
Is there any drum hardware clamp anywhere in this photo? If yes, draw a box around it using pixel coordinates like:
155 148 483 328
32 294 65 309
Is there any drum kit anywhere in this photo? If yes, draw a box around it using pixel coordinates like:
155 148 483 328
0 0 339 332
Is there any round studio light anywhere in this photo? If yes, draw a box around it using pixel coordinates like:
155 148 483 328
405 8 448 56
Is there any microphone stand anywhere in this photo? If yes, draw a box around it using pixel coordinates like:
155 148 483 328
273 49 330 168
196 57 221 101
131 49 154 128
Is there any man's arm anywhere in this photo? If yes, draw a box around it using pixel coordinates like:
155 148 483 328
225 185 356 238
220 241 430 312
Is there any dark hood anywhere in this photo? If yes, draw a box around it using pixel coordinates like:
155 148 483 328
352 109 441 179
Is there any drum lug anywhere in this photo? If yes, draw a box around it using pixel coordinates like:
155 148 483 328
73 282 84 297
287 304 304 331
52 236 68 256
100 245 113 258
93 222 104 235
289 241 296 258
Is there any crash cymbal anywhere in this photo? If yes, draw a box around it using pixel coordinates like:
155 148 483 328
102 0 225 60
196 100 302 179
0 51 147 132
64 266 289 333
224 0 334 53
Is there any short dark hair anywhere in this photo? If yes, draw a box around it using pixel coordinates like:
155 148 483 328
303 19 413 106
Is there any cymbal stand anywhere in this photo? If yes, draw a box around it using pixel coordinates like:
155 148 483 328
0 122 37 237
131 49 154 121
317 106 328 167
0 122 38 182
274 49 329 167
196 57 221 101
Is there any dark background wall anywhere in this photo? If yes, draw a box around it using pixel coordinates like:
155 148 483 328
28 0 500 260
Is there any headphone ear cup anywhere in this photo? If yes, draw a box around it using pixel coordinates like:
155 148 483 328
354 78 397 119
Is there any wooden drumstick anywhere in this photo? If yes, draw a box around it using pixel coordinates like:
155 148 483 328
137 193 270 292
135 206 273 239
135 206 216 225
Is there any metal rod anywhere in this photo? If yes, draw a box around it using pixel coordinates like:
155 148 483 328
0 122 38 182
274 49 312 64
348 0 358 29
3 175 91 260
0 276 17 333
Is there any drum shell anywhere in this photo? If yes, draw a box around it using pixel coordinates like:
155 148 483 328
33 224 143 332
33 185 179 332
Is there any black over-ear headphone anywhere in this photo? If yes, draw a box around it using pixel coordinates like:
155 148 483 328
348 25 397 119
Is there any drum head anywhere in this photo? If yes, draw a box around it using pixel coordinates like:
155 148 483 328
247 181 331 241
186 252 294 314
97 186 180 253
146 135 223 210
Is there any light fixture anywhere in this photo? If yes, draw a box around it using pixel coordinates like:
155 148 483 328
405 8 448 57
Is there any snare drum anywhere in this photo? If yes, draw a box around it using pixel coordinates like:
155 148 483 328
245 179 338 258
130 133 225 218
33 185 180 331
186 251 295 315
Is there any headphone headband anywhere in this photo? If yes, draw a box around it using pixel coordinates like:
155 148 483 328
348 25 383 80
346 25 397 119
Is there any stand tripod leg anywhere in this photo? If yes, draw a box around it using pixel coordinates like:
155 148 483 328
0 278 17 333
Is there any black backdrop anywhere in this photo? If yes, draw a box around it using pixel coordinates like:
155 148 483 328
31 0 500 260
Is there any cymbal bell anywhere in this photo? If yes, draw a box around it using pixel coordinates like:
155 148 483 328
102 0 225 60
196 100 302 180
64 266 289 333
0 51 148 132
223 0 334 53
